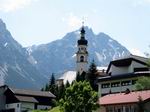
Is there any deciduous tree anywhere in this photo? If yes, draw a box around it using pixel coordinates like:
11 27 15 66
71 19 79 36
59 81 99 112
135 76 150 91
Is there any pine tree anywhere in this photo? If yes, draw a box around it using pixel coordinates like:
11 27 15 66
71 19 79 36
76 72 80 82
41 88 44 91
65 80 70 88
76 71 86 82
57 82 65 100
49 73 56 95
45 83 49 91
50 73 55 86
86 59 98 91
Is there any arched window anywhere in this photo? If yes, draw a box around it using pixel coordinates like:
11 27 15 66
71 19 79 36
80 56 84 62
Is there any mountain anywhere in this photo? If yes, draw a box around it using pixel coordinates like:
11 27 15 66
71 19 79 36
0 19 130 89
0 19 46 89
28 26 130 78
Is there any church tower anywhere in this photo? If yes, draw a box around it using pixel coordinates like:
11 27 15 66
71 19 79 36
76 24 88 75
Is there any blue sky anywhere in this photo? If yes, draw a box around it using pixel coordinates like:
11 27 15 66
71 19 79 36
0 0 150 56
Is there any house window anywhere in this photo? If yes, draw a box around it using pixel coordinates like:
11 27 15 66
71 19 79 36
17 104 20 108
101 83 110 88
111 82 120 87
80 56 84 62
106 107 113 112
121 80 131 86
134 67 149 72
125 107 130 112
117 108 121 112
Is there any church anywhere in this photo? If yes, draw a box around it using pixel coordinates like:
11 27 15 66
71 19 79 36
56 24 90 85
56 24 107 85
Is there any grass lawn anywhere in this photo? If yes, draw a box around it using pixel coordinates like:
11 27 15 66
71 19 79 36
48 107 60 112
32 106 100 112
32 107 60 112
32 110 49 112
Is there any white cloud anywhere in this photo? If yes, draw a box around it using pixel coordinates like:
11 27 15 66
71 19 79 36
0 0 38 12
62 13 90 29
67 13 81 28
129 48 145 57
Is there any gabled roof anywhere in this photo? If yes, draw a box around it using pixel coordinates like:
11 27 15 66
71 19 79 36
99 90 150 106
106 54 148 73
9 88 55 98
58 71 76 84
15 95 38 103
0 85 8 89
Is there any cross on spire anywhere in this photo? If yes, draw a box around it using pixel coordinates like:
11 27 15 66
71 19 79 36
82 21 84 27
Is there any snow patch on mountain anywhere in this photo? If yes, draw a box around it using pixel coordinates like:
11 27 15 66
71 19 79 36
92 42 96 47
109 39 113 42
95 52 103 61
102 49 107 60
28 55 38 65
72 54 76 58
28 26 130 78
26 47 33 55
4 42 8 47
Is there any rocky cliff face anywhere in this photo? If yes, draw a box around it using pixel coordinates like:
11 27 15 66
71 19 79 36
28 26 130 78
0 19 46 90
0 19 130 89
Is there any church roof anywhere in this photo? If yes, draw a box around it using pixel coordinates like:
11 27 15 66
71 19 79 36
78 26 88 45
78 39 88 45
59 71 76 84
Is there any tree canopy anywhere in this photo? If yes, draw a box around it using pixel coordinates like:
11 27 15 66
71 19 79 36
59 81 99 112
135 76 150 91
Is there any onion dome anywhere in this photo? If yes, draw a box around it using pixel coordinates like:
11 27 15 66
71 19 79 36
78 26 88 45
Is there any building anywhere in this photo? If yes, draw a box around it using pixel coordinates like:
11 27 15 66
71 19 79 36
98 90 150 112
56 25 107 85
56 66 107 85
56 71 76 86
97 55 150 96
0 85 55 112
96 67 107 77
56 24 89 85
76 24 88 75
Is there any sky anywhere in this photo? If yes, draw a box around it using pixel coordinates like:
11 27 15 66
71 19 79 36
0 0 150 56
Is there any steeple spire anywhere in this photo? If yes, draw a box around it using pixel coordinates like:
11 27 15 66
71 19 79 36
76 23 88 74
81 21 85 39
78 21 87 45
82 21 84 27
